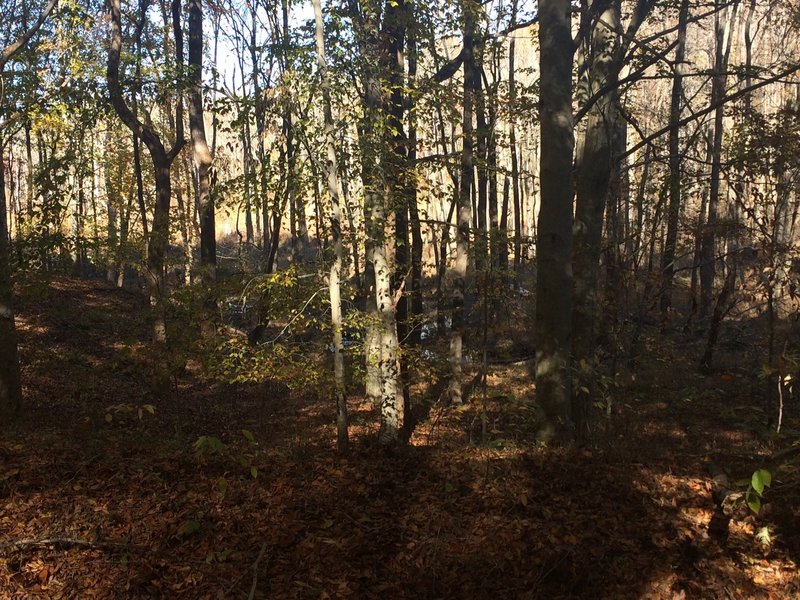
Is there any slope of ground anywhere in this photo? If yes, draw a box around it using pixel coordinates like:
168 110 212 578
1 276 798 599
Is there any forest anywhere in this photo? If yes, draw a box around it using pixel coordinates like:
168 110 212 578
1 0 799 597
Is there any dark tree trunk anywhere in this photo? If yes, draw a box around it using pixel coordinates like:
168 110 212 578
571 0 620 439
699 1 736 318
0 135 22 423
107 0 185 344
189 0 216 335
659 0 690 321
535 0 574 442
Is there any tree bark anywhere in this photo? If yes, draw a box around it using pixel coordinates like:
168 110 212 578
107 0 185 344
313 0 349 453
188 0 216 337
699 0 737 319
572 0 621 439
659 0 690 321
535 0 575 442
0 134 22 423
449 0 476 405
0 0 58 422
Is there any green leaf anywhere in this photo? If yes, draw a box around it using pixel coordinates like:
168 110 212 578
177 517 202 537
241 429 255 443
250 466 258 479
746 488 762 514
751 469 772 495
216 549 231 562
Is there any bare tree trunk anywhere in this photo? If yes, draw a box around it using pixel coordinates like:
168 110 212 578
571 0 620 438
384 0 413 439
449 0 476 405
407 29 424 348
107 0 185 344
535 0 574 442
699 0 737 318
0 0 57 422
104 129 119 283
189 0 216 337
0 134 22 423
313 0 348 452
659 0 690 321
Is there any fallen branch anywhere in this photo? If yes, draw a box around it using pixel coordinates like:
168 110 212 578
248 542 268 600
0 537 145 553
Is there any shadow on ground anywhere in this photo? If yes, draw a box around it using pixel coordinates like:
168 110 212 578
1 276 798 598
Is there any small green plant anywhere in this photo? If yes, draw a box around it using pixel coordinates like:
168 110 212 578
176 511 205 538
193 435 228 459
745 468 772 514
192 430 258 479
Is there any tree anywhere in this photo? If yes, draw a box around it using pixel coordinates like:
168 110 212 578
312 0 348 452
187 0 216 336
535 0 575 442
699 0 738 319
659 0 690 321
0 0 58 424
448 0 477 405
572 0 622 438
106 0 185 344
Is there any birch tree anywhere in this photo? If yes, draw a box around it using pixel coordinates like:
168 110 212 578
313 0 349 452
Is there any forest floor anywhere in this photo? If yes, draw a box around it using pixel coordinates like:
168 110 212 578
1 275 799 599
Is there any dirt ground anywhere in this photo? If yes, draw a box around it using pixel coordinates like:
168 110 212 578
1 276 798 598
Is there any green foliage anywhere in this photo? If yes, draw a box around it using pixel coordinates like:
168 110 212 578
192 430 259 480
209 266 336 393
176 511 205 538
745 468 772 514
193 435 228 460
207 335 328 394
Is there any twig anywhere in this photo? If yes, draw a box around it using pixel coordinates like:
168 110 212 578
267 288 327 344
0 537 145 553
339 512 371 531
248 542 268 600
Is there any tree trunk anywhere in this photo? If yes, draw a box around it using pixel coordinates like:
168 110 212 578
535 0 574 442
571 0 620 439
449 0 476 405
313 0 348 452
0 0 58 422
107 0 185 344
384 0 412 438
699 1 737 319
0 135 22 423
188 0 216 337
659 0 690 321
510 27 521 275
407 29 424 348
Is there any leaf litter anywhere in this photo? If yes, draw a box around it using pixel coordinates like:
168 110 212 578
0 276 798 598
